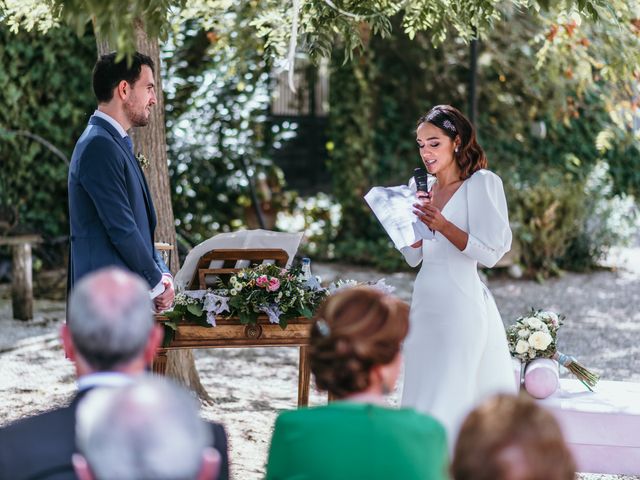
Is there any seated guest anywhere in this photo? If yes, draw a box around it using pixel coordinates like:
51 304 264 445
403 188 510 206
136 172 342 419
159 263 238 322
265 287 449 480
0 267 229 480
451 393 576 480
73 376 220 480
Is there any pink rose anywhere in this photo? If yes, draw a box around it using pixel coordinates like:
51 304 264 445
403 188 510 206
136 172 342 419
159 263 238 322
267 277 280 292
256 275 269 288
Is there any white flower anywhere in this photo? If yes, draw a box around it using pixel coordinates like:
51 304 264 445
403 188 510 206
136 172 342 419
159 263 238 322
517 329 530 339
539 311 559 327
230 288 238 296
515 340 529 354
528 331 553 351
526 317 545 330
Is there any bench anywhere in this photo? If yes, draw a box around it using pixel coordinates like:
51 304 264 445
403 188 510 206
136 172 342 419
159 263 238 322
538 379 640 475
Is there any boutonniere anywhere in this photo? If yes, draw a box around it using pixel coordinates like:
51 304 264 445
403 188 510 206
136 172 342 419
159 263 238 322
136 152 150 169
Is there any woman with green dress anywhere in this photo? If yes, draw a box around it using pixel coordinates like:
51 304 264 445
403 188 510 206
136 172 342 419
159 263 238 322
265 286 449 480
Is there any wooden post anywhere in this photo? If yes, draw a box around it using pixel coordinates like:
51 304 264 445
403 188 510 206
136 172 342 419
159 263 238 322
12 242 33 321
1 236 40 321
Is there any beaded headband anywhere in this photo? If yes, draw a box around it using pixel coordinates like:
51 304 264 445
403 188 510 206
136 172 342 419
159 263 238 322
425 110 457 136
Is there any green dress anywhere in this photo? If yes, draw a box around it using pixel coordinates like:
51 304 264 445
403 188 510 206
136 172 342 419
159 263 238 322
265 402 449 480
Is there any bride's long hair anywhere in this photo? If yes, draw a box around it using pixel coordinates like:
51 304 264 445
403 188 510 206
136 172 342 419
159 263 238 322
417 105 487 180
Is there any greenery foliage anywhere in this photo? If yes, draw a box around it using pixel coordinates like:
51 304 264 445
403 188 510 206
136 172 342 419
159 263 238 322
0 24 96 239
324 7 639 273
2 0 638 277
507 174 587 279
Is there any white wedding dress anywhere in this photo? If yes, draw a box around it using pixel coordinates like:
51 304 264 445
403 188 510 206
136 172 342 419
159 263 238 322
400 169 517 448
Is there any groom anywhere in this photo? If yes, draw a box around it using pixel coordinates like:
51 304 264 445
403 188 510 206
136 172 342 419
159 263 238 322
68 51 174 311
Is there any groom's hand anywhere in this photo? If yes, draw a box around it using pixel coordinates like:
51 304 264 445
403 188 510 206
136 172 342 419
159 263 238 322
154 277 175 312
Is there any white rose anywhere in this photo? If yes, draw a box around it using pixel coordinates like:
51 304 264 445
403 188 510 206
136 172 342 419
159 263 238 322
526 318 545 330
517 329 530 339
230 288 238 296
539 311 559 326
515 340 529 354
528 331 553 351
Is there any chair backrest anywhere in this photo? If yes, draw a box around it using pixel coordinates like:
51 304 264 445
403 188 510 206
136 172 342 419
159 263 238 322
187 248 290 290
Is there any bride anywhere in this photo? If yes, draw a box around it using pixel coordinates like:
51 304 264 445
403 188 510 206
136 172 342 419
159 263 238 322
400 105 517 448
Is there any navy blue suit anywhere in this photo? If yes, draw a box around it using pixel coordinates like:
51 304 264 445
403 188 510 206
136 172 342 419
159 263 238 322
68 115 168 290
0 389 230 480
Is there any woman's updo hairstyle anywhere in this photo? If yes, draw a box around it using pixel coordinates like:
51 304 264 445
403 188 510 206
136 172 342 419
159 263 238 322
418 104 487 180
309 287 409 398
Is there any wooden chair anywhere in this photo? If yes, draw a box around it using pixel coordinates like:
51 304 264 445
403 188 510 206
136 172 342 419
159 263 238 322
187 248 290 290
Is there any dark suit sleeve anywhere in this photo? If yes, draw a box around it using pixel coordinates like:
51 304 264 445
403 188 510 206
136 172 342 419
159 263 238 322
79 136 162 287
210 422 230 480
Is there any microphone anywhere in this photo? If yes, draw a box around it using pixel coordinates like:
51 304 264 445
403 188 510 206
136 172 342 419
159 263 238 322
414 167 430 194
413 167 434 235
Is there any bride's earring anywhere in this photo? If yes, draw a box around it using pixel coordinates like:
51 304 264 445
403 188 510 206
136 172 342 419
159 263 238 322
454 146 459 153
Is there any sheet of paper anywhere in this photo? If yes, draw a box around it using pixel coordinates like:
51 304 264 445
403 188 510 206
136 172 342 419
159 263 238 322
364 185 435 250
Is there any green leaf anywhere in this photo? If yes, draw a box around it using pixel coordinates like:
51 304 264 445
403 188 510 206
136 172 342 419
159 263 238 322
187 303 203 317
239 310 254 325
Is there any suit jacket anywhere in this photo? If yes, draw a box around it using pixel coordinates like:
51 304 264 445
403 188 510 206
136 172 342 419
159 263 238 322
265 402 449 480
67 115 169 290
0 389 230 480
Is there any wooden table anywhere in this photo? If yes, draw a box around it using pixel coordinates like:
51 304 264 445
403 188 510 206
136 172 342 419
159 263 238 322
154 314 313 406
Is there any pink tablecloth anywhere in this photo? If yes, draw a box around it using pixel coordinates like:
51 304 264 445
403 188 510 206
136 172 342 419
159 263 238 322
538 379 640 475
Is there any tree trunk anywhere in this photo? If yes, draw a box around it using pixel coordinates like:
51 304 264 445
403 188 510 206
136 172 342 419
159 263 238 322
95 21 212 403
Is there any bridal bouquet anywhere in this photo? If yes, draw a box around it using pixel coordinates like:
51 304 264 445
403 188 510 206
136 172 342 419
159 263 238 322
506 309 599 391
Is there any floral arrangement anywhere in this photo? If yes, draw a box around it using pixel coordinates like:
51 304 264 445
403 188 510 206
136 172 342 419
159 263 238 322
506 309 599 391
165 263 327 330
507 310 561 362
164 263 397 341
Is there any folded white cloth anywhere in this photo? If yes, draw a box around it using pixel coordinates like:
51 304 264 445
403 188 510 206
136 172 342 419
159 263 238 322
174 229 303 290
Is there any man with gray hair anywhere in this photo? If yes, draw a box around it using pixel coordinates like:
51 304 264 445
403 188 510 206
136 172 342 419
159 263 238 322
73 376 220 480
0 267 228 480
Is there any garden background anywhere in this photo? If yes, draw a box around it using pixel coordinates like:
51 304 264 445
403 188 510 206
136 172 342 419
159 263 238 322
1 1 639 478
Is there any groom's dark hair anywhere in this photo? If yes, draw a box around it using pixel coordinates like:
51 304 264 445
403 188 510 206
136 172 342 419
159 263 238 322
92 51 155 103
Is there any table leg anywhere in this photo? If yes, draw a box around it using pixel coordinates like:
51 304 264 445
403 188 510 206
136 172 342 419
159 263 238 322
298 346 310 407
152 348 168 375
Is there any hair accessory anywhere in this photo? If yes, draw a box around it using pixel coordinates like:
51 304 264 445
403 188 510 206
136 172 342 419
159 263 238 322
442 119 457 133
425 110 457 135
316 319 331 337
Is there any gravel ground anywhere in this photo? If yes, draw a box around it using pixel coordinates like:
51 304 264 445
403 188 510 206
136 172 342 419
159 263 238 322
0 245 638 479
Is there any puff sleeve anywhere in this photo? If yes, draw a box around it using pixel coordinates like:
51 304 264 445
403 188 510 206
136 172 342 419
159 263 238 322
462 170 512 268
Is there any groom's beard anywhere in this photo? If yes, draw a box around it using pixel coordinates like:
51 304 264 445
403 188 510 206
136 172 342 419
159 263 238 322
124 99 151 127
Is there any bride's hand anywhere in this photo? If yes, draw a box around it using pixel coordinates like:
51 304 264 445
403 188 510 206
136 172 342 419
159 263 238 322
413 201 448 233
